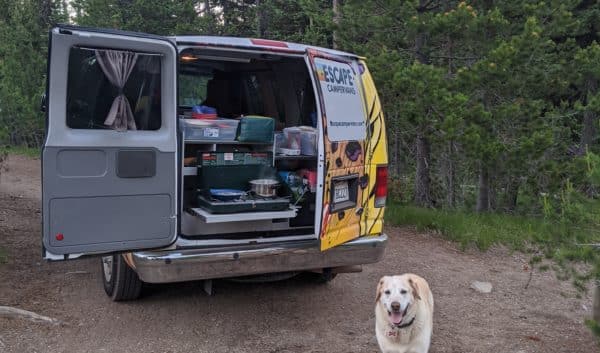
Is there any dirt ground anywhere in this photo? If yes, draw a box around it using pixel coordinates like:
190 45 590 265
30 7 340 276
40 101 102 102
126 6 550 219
0 154 597 353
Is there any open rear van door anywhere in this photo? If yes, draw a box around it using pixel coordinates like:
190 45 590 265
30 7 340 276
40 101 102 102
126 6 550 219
307 49 369 251
42 26 178 259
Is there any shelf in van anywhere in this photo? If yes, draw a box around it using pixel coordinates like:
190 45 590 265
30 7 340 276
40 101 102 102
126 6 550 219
188 207 297 223
183 166 197 176
184 139 272 145
275 154 317 160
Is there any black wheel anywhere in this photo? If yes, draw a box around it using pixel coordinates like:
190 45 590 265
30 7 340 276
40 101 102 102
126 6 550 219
101 254 143 301
307 268 337 284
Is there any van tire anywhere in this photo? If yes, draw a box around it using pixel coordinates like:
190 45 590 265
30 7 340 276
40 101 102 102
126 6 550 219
101 254 142 301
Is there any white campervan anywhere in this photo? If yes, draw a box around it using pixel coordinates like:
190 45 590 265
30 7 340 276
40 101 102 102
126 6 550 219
42 25 389 300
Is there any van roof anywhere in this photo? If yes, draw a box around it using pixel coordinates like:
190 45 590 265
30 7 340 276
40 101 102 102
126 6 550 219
173 35 360 59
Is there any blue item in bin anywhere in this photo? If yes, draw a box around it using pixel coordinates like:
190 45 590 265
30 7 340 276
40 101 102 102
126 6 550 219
278 171 292 185
209 188 246 201
193 105 217 114
278 171 301 187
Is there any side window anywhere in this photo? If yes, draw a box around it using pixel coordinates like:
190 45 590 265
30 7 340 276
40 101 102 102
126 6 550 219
66 47 162 131
179 73 211 107
243 74 265 116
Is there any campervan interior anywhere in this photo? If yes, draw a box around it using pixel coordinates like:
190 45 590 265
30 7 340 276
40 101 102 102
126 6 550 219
177 48 320 241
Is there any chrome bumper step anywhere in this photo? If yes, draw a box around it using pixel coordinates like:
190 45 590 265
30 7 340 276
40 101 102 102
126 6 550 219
131 234 387 283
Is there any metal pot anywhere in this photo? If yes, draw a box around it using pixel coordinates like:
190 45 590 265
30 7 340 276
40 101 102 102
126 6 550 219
249 179 279 197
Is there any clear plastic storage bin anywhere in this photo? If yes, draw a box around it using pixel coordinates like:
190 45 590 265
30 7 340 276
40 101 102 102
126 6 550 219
299 127 317 156
181 118 239 141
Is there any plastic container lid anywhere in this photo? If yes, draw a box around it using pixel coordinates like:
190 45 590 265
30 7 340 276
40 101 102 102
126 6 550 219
193 105 217 114
278 147 301 156
192 113 218 120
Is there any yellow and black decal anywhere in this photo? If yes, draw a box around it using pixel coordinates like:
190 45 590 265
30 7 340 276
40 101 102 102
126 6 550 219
308 50 386 251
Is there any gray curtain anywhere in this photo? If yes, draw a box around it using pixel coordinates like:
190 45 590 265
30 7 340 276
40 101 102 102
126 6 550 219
95 49 139 131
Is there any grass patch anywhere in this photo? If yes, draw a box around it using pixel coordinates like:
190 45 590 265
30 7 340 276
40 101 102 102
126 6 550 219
0 145 40 158
386 203 547 251
385 203 600 267
586 319 600 342
0 246 8 264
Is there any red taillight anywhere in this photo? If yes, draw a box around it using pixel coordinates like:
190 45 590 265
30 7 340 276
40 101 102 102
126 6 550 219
250 38 289 48
375 166 387 207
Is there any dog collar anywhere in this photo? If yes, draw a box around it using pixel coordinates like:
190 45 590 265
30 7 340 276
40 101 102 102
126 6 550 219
390 316 416 330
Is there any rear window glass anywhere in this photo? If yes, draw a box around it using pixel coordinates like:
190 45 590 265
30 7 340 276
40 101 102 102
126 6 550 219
66 47 162 130
179 73 211 107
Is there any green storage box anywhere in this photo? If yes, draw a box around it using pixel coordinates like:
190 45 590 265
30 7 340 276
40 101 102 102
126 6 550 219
236 116 275 143
199 152 272 166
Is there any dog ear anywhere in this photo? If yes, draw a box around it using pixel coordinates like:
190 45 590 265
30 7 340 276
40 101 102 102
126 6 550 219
375 277 385 303
408 277 421 301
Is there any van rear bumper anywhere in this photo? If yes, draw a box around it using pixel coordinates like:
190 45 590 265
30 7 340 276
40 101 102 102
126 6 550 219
131 234 387 283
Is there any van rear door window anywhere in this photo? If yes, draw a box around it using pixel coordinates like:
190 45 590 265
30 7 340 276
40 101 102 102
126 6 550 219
314 58 366 141
66 47 162 130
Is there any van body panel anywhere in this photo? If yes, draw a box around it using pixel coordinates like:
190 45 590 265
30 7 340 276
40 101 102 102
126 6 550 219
44 147 176 254
358 60 388 236
174 36 359 60
306 49 370 250
42 26 179 256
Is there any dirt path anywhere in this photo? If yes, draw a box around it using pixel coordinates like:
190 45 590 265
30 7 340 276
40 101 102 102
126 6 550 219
0 155 596 353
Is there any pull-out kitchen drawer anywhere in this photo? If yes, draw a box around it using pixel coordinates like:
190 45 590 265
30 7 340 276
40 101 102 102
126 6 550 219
188 207 297 223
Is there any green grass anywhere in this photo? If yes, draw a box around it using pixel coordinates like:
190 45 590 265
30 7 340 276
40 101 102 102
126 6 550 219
386 203 547 250
385 203 600 268
0 246 8 264
0 145 40 158
586 319 600 342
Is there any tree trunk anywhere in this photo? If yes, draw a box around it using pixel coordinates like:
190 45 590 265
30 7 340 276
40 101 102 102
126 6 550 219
412 0 432 207
394 129 401 176
415 134 433 207
414 0 430 65
504 178 519 212
580 77 598 153
117 0 133 26
222 0 229 28
256 0 267 37
445 141 456 208
40 0 51 25
332 0 341 49
476 164 490 212
204 0 211 17
489 175 497 211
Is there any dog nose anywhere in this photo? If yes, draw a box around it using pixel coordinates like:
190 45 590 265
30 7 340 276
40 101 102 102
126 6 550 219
391 301 401 312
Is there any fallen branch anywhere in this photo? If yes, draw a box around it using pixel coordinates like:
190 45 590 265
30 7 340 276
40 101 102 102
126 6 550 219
594 282 600 322
524 267 534 291
0 306 60 325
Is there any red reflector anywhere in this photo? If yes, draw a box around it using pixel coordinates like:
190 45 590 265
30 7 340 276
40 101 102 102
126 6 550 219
251 38 289 48
55 233 64 241
375 166 388 207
